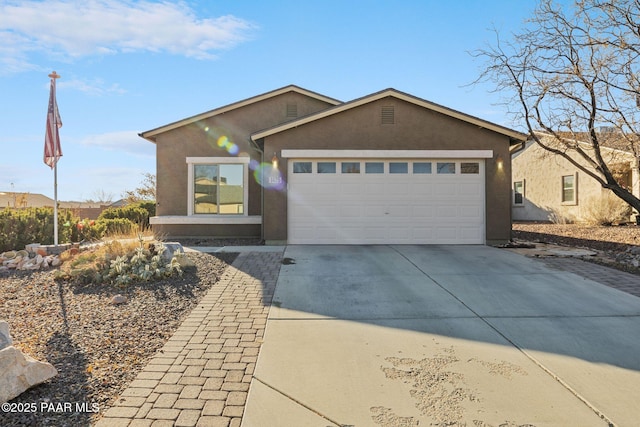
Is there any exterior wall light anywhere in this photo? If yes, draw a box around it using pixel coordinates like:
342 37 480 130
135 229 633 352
272 152 278 170
496 155 504 170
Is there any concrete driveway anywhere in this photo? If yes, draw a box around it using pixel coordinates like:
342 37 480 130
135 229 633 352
242 245 640 427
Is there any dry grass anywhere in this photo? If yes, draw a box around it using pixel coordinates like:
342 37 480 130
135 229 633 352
581 192 631 225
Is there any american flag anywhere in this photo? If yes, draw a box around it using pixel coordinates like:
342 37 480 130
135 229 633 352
44 73 62 168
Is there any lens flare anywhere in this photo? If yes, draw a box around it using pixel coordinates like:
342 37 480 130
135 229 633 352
253 162 285 191
199 125 285 191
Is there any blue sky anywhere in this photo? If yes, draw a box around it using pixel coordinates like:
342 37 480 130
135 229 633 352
0 0 541 202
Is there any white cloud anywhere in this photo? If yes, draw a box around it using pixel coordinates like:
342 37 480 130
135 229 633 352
80 130 154 157
59 78 127 96
0 0 256 72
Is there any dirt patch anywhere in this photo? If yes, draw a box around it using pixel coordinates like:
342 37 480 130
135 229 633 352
372 345 536 427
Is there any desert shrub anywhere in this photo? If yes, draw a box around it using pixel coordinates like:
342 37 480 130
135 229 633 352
582 192 631 225
0 207 77 252
56 238 183 286
97 218 135 237
547 207 574 225
70 219 106 242
98 202 154 231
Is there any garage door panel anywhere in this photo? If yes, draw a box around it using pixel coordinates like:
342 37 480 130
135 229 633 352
458 182 483 196
340 205 362 217
435 205 459 218
341 183 361 195
411 205 434 217
458 205 484 219
288 159 485 244
433 183 458 197
364 205 388 218
386 183 410 195
410 183 434 196
388 205 409 217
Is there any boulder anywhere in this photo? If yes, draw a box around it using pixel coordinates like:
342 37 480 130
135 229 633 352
0 321 12 349
156 242 185 262
0 321 58 404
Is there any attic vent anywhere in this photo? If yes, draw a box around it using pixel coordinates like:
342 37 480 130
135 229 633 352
286 103 298 118
381 106 395 124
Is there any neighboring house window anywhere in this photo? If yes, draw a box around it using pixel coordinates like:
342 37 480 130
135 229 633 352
562 174 577 204
187 157 249 215
513 181 524 205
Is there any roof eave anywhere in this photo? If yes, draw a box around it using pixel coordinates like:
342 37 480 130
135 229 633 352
251 88 527 143
139 85 342 140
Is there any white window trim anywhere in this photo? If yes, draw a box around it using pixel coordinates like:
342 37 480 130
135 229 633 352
281 149 493 159
186 157 250 216
561 172 578 205
513 179 525 207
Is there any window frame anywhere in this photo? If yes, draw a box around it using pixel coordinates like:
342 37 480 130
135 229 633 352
186 157 250 216
513 180 525 206
561 173 578 205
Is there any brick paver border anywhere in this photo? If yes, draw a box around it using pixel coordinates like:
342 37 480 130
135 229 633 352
95 251 282 427
535 256 640 298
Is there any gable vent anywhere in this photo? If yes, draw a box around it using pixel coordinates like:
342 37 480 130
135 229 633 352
381 106 395 124
286 103 298 118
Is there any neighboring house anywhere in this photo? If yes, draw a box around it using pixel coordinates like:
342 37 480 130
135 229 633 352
511 132 640 222
0 192 54 208
140 85 526 245
59 201 110 220
0 192 109 219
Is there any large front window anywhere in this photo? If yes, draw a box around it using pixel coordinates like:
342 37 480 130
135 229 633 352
194 163 244 214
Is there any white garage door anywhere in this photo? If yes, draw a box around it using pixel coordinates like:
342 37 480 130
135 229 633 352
287 158 485 244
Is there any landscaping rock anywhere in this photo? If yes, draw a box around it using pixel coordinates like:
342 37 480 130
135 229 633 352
1 250 60 271
0 321 58 404
0 321 12 350
157 242 184 262
110 294 127 305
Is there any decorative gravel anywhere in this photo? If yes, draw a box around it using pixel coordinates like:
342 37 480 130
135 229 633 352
0 251 237 427
512 222 640 252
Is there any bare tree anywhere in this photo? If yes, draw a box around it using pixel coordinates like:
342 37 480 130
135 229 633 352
474 0 640 212
122 173 156 203
86 189 114 205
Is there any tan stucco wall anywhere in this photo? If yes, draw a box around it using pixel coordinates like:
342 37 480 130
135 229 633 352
260 96 513 244
511 140 636 222
152 91 335 238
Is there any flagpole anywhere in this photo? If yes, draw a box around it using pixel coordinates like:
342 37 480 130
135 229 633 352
54 154 58 246
48 71 61 246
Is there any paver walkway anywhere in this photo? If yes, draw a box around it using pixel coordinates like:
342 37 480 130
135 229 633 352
535 256 640 298
95 251 282 427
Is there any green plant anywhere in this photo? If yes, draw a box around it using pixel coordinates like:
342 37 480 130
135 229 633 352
57 238 184 287
0 207 79 251
98 218 135 237
98 202 155 232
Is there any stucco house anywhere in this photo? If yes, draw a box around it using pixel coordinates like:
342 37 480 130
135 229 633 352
140 85 526 245
511 132 640 223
